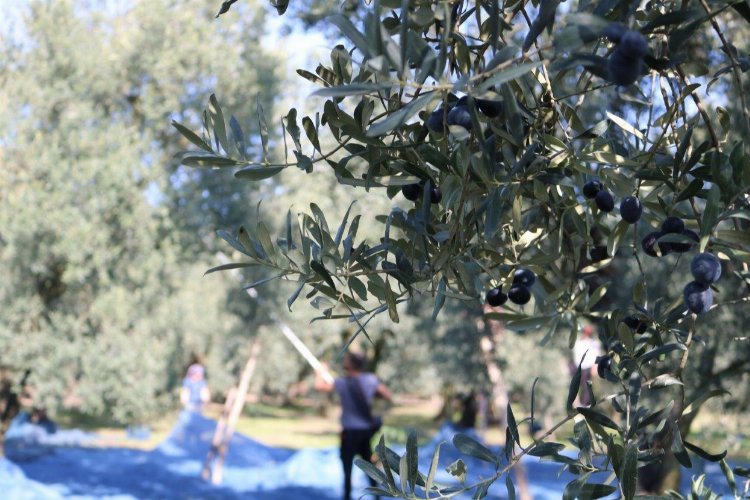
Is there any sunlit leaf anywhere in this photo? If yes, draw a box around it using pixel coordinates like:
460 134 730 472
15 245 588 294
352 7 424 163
445 459 467 483
366 92 436 137
172 121 212 151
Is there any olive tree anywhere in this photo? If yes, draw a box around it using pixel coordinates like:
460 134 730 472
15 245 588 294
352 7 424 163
0 0 281 424
175 0 750 496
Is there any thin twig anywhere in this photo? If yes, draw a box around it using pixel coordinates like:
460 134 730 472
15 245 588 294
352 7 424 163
674 65 720 149
697 0 750 141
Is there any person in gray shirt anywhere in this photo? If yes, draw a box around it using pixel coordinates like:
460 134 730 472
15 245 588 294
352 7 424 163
315 352 392 500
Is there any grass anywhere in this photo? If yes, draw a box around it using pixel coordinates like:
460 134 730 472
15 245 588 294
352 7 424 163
61 396 452 451
235 397 446 449
57 397 551 452
684 411 750 461
234 402 340 448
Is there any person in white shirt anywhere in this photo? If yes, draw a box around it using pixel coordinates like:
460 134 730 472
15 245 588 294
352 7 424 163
572 325 603 406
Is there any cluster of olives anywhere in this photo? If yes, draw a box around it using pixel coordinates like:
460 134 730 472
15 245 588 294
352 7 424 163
641 216 698 257
594 313 650 378
598 314 650 379
583 179 614 212
683 253 721 315
622 314 648 333
426 95 502 134
582 179 642 223
604 23 649 86
409 94 504 203
602 266 717 379
401 182 442 204
486 268 536 307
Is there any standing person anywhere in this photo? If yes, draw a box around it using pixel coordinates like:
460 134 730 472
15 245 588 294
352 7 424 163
572 325 603 406
315 352 392 500
181 363 211 414
456 390 478 430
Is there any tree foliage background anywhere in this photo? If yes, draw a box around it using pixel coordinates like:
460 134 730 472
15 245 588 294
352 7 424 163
0 0 284 422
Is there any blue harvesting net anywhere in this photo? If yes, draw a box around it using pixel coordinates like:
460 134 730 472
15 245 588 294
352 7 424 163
2 411 738 499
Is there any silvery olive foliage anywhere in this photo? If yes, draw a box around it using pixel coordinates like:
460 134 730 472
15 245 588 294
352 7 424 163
0 0 281 423
176 0 750 496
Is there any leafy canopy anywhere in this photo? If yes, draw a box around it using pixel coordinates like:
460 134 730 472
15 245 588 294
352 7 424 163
176 0 750 497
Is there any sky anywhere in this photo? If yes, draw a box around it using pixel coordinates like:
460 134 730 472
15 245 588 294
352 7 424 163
261 12 335 113
0 0 28 43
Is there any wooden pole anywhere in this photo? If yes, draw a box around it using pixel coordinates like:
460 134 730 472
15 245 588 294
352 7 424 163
202 337 261 484
212 251 333 383
200 386 236 481
277 323 334 384
201 252 333 482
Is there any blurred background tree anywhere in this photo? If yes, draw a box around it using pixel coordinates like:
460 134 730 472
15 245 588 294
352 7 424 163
0 0 281 423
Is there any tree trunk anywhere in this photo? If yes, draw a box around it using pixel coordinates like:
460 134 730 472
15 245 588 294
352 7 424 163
476 306 532 500
0 381 22 459
476 304 510 428
284 365 312 405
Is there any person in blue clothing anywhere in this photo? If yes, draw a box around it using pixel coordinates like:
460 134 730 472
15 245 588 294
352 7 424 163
315 352 392 500
180 363 210 414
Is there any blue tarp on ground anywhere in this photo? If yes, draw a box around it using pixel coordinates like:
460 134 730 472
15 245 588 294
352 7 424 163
1 411 740 499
